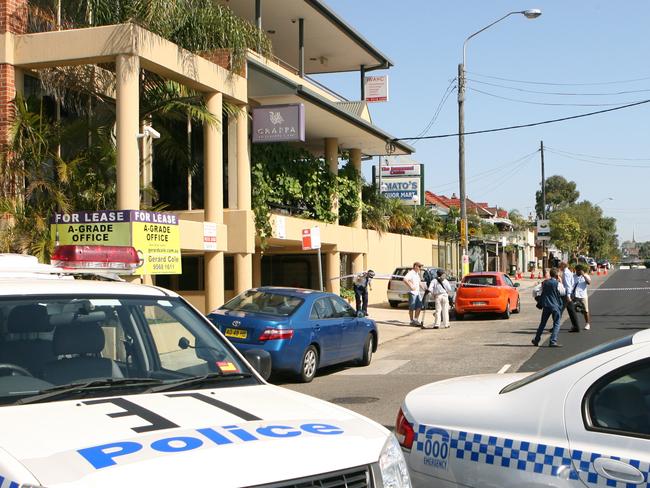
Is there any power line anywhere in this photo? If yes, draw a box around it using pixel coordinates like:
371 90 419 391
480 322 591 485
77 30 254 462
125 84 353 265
545 148 650 168
544 146 650 162
412 78 457 143
479 153 537 196
393 99 650 141
466 78 650 97
470 87 645 107
467 71 650 87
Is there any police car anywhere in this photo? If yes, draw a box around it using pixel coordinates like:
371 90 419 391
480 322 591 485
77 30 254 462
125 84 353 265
0 246 410 488
396 332 650 487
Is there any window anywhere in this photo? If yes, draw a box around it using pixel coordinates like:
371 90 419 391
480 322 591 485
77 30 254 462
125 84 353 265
310 298 335 320
329 297 356 318
463 275 497 287
503 275 515 287
221 290 303 317
587 360 650 437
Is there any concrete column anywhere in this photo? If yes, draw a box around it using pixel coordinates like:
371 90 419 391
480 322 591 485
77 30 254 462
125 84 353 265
236 107 251 210
227 114 238 208
204 92 224 312
326 250 340 294
325 137 339 223
351 252 364 274
252 252 262 287
116 54 140 211
350 148 362 229
235 253 253 293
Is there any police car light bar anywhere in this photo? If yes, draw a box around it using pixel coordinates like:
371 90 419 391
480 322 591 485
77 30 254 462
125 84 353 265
51 245 140 272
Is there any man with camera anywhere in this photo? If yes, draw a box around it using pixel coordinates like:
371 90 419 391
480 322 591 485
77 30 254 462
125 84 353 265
572 266 592 330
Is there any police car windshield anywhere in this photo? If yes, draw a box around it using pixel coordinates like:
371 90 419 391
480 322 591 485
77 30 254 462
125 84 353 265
500 336 634 394
221 290 303 317
0 295 255 405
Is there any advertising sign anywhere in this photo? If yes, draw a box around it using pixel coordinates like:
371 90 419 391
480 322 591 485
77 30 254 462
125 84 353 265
51 210 182 275
536 219 551 241
364 75 389 103
379 164 421 177
374 163 424 205
203 222 217 251
252 104 305 143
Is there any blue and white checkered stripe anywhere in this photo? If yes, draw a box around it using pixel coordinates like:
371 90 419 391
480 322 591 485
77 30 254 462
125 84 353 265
414 424 650 487
0 476 19 488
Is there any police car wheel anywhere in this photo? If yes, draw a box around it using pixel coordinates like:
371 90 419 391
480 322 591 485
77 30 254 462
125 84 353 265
359 334 374 367
389 300 400 308
502 302 511 319
299 346 318 383
513 297 521 313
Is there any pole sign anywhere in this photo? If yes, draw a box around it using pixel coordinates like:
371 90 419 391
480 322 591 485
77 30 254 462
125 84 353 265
536 219 551 241
372 163 424 205
252 104 305 143
364 75 389 103
301 227 321 250
51 210 182 275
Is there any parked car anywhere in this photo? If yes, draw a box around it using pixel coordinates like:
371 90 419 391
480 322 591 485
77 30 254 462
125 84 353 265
208 287 378 382
387 267 457 309
454 272 520 320
597 259 611 269
578 255 598 272
396 331 650 488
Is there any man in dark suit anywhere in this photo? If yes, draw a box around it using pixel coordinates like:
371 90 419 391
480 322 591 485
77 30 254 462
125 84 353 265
532 268 567 348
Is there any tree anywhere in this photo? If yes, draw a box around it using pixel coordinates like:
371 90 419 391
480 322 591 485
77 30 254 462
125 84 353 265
549 212 583 257
411 206 442 239
508 209 533 231
535 175 579 217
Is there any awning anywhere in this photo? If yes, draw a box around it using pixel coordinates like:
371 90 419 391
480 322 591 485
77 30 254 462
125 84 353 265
248 58 413 156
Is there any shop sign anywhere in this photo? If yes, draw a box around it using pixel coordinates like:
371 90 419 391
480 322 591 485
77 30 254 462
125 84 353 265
274 216 287 239
378 177 422 204
301 227 321 250
252 104 305 143
536 219 550 236
379 164 421 177
364 75 389 103
51 210 182 275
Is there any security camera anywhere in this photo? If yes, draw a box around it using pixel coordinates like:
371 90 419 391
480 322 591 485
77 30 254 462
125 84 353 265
144 126 161 139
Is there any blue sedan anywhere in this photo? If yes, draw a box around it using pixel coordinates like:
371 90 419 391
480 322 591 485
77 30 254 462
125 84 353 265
207 287 378 382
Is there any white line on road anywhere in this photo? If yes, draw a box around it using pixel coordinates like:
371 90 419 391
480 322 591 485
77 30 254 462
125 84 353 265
335 359 410 376
497 364 511 374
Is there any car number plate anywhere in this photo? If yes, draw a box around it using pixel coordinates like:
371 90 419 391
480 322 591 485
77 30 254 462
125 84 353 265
401 294 410 299
225 328 248 339
472 301 488 306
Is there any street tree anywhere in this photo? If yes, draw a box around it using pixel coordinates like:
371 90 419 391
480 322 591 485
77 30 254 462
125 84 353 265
550 211 583 257
535 175 579 217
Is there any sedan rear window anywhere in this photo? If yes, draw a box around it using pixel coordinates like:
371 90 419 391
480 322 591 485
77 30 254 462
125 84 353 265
221 290 303 317
501 336 634 394
463 276 497 286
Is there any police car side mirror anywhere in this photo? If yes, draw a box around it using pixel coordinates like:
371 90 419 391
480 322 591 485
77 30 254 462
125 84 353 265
244 349 272 381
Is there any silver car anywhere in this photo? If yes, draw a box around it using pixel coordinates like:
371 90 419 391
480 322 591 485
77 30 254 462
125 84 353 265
387 267 457 309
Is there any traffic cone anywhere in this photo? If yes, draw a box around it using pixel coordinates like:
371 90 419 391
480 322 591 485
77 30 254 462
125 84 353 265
530 272 535 279
604 268 608 275
596 269 601 276
537 271 543 279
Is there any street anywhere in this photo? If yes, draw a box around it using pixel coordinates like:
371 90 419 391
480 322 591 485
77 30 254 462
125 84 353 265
281 269 650 429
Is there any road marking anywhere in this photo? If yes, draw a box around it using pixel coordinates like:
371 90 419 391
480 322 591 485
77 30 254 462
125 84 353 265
335 359 410 376
497 364 511 374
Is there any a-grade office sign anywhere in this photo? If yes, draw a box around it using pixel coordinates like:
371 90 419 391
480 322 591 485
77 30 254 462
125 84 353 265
50 210 182 275
252 104 305 143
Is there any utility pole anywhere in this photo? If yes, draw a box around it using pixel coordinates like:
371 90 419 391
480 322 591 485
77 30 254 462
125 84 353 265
458 62 468 264
540 140 546 274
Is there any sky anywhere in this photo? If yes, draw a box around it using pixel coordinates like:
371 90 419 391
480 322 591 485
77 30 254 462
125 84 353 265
312 1 650 244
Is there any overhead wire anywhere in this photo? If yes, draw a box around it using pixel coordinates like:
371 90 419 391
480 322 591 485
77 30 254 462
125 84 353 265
476 152 538 197
469 87 646 107
466 78 650 97
393 99 650 141
544 146 650 162
466 71 650 87
544 148 650 168
412 78 457 144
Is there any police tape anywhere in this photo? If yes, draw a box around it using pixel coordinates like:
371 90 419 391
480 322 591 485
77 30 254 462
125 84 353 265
590 287 650 292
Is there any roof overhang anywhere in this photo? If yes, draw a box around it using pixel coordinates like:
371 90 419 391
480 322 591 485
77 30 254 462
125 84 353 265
248 58 412 156
217 0 392 74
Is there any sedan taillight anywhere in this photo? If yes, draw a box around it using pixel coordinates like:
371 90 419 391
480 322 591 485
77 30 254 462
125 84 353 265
395 408 415 449
258 328 294 341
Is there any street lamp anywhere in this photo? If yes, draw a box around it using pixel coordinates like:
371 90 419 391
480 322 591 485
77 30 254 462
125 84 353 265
412 194 419 217
457 9 542 270
595 197 614 206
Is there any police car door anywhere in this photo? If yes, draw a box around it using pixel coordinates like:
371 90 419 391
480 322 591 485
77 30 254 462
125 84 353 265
564 347 650 487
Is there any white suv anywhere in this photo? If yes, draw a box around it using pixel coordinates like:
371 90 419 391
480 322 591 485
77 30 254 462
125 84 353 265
387 267 457 309
0 249 410 488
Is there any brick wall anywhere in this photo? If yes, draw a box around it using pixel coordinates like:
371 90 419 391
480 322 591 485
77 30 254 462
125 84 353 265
0 63 15 146
0 0 27 35
201 48 247 78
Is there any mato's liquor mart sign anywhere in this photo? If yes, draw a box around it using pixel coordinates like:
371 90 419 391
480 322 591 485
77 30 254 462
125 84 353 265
252 104 305 143
50 210 182 275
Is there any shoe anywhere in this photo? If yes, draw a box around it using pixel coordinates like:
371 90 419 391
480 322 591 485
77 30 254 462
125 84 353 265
444 325 450 329
568 328 580 333
549 343 562 348
432 325 440 329
584 323 591 330
531 339 539 347
410 319 419 326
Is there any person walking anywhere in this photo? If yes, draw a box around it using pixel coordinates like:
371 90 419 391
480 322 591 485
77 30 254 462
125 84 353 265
559 262 580 333
532 268 566 348
403 262 424 326
353 269 374 316
425 269 452 329
573 266 592 330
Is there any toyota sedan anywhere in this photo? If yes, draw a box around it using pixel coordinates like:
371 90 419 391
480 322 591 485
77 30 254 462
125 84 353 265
208 287 378 382
396 330 650 487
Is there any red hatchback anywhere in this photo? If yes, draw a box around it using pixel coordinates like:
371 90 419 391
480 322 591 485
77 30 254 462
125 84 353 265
454 272 520 320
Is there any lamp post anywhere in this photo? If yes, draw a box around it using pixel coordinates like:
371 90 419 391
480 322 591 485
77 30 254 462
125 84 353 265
595 197 614 206
458 9 541 273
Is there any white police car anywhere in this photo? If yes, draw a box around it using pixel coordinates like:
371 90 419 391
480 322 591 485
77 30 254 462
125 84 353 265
396 331 650 487
0 247 410 488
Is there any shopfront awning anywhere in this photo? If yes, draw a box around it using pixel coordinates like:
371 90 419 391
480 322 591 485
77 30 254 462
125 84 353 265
248 58 413 156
